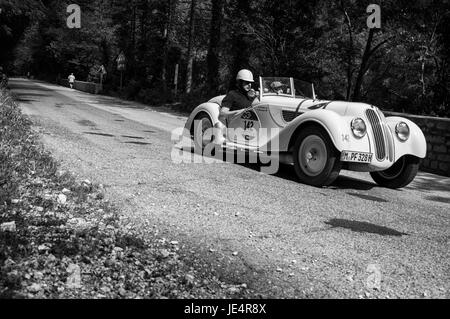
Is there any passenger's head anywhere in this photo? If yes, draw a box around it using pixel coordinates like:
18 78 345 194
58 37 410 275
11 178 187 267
236 69 254 92
270 81 283 93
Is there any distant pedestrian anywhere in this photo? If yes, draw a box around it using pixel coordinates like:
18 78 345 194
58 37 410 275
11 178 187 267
68 73 76 89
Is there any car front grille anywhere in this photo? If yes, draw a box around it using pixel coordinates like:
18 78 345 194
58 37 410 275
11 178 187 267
366 108 386 161
282 110 301 122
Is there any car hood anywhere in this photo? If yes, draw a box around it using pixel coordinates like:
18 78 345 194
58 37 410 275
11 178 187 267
210 95 375 117
261 96 373 117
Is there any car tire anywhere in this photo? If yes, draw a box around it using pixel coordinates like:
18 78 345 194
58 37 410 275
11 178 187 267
192 113 214 155
370 155 419 189
293 126 341 187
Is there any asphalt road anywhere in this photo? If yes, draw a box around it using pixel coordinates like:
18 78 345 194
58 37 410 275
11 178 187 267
9 78 450 298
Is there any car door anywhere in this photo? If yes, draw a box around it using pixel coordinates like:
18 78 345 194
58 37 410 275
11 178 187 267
226 102 262 148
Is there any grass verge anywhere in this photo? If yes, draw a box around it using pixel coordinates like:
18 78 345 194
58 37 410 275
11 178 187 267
0 88 259 299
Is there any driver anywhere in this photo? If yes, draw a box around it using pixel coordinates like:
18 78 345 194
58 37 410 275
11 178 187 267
214 69 257 143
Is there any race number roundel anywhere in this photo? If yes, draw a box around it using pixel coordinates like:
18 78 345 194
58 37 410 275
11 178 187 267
239 110 260 141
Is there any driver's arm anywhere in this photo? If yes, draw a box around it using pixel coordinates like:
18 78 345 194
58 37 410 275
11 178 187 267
218 107 241 124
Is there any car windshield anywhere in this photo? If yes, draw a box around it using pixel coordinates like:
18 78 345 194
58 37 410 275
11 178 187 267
293 79 315 99
261 77 292 96
260 77 315 99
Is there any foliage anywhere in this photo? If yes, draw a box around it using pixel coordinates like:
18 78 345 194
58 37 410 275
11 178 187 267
1 0 449 117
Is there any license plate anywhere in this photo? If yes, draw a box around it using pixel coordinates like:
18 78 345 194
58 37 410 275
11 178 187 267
340 151 373 163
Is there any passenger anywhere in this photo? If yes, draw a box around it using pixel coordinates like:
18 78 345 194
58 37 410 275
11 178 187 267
270 81 284 94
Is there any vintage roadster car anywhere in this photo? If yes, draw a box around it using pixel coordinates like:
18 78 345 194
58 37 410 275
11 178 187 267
184 76 426 188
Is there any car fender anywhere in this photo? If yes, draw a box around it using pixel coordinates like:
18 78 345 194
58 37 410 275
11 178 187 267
184 102 221 134
385 116 427 160
277 109 369 153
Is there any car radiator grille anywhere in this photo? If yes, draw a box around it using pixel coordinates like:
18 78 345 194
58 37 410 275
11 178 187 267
282 110 301 122
366 109 386 161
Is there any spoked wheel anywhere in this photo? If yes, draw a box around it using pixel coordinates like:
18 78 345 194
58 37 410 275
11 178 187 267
370 155 419 188
293 126 341 187
192 113 214 154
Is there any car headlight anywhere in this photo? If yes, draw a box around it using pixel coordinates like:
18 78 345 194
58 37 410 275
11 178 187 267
351 118 367 138
395 122 410 141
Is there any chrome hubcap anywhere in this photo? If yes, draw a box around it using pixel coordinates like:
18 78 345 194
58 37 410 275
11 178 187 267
299 135 327 176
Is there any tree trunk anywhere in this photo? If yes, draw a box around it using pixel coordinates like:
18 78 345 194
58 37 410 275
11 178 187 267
206 0 224 96
340 0 354 101
162 0 177 97
228 0 252 90
131 0 137 77
185 0 197 94
353 28 374 101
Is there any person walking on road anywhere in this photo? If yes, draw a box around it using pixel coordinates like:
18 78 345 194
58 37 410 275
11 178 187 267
68 73 76 89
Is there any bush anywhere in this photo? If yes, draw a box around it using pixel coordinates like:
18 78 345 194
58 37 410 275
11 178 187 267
177 85 210 113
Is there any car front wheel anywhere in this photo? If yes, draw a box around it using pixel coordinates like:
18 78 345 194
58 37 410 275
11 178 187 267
370 155 419 188
293 126 341 187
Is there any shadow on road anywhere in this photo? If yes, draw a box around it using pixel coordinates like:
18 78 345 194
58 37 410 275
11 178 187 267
408 172 450 193
8 79 53 92
324 218 408 236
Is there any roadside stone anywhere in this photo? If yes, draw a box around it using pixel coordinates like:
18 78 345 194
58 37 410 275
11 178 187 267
112 247 124 260
4 258 15 268
232 251 238 256
11 199 20 204
33 271 44 280
38 244 51 252
66 264 82 289
57 194 67 205
185 274 195 285
118 288 127 296
235 212 241 217
81 179 92 192
170 241 179 245
100 286 111 293
276 268 283 272
160 249 170 258
1 221 16 232
67 217 91 231
28 283 42 293
228 286 240 294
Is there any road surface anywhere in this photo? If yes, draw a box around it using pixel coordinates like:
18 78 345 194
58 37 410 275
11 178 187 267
9 78 450 298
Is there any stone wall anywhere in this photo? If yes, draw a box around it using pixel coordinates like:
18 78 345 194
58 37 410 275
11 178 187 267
384 111 450 177
59 79 102 94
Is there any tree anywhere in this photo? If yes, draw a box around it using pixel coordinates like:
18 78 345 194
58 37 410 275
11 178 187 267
206 0 224 95
185 0 197 94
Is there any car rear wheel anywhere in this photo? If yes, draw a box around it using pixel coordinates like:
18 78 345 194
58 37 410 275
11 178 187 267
370 155 419 189
192 113 214 154
293 126 341 187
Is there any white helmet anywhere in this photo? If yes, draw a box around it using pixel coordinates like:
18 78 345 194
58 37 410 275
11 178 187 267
236 69 254 82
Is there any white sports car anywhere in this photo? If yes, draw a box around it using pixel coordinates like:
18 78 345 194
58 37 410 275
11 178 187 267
184 76 427 188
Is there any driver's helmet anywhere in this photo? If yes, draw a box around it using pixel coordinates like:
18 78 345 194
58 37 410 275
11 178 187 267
236 69 254 82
